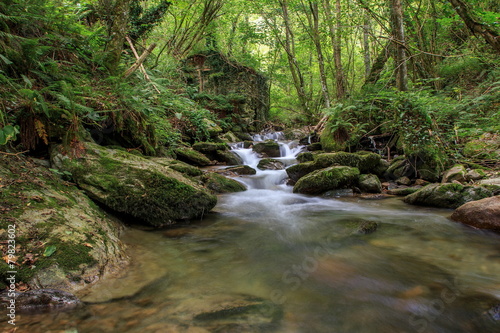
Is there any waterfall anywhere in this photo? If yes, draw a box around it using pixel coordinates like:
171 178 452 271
230 132 304 190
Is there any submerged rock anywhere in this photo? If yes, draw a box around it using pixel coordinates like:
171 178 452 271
51 142 217 227
357 221 379 234
403 183 493 209
451 196 500 231
293 166 360 195
0 289 82 313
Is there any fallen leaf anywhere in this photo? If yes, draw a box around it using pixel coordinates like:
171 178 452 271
83 243 93 248
43 245 57 257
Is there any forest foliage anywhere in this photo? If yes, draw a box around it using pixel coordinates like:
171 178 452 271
0 0 499 170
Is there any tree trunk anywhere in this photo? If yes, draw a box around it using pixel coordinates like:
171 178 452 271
448 0 500 53
362 12 371 79
323 0 347 99
279 0 311 116
99 0 131 74
308 0 331 109
364 41 391 86
390 0 408 91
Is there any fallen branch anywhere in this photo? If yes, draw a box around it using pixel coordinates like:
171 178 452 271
123 42 157 78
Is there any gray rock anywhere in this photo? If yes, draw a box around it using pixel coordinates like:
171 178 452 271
0 289 82 313
442 164 466 183
359 174 382 193
403 183 493 209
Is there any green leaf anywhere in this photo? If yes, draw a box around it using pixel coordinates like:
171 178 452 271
0 54 12 65
0 130 6 145
21 74 33 88
43 245 57 257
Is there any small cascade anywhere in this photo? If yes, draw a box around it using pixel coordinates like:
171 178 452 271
230 132 304 190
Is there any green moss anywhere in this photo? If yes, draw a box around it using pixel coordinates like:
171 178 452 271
201 173 247 193
293 166 360 195
174 147 212 166
50 241 96 270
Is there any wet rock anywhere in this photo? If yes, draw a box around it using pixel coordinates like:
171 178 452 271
489 303 500 321
357 221 378 234
243 140 253 148
253 141 281 157
296 152 314 163
387 186 422 196
286 161 317 183
174 147 212 166
192 142 229 154
0 289 82 313
152 159 203 177
190 294 283 331
219 131 239 143
0 154 127 292
51 142 217 227
442 164 466 183
359 174 382 193
201 172 247 194
414 179 429 186
314 151 387 176
307 142 322 151
257 158 285 170
451 196 500 231
403 183 493 209
465 169 486 182
396 176 412 186
215 150 243 165
293 166 360 195
225 165 257 175
323 189 355 198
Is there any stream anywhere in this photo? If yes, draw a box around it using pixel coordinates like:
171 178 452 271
11 134 500 332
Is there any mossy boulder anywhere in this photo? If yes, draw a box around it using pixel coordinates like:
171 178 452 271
403 183 493 209
465 169 486 182
215 150 243 165
314 151 386 175
225 165 257 175
192 142 242 165
203 118 223 137
174 147 212 166
257 158 285 170
201 173 247 194
253 141 280 157
192 142 229 154
441 164 466 183
152 159 203 177
293 166 360 195
359 174 382 193
296 152 314 163
387 187 422 196
385 156 412 179
0 155 127 292
286 161 317 183
219 131 239 143
51 143 217 227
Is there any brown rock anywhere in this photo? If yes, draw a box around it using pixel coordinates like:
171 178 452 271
451 196 500 231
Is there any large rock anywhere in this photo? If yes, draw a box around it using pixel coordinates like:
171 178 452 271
51 143 217 227
359 174 382 193
257 158 285 170
201 173 247 193
403 183 493 209
314 151 386 175
0 155 127 292
192 142 242 165
293 166 360 195
442 164 466 183
451 196 500 231
286 151 386 183
174 147 212 166
0 289 82 313
253 141 281 157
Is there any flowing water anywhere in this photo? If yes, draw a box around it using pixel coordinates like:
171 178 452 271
8 134 500 333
